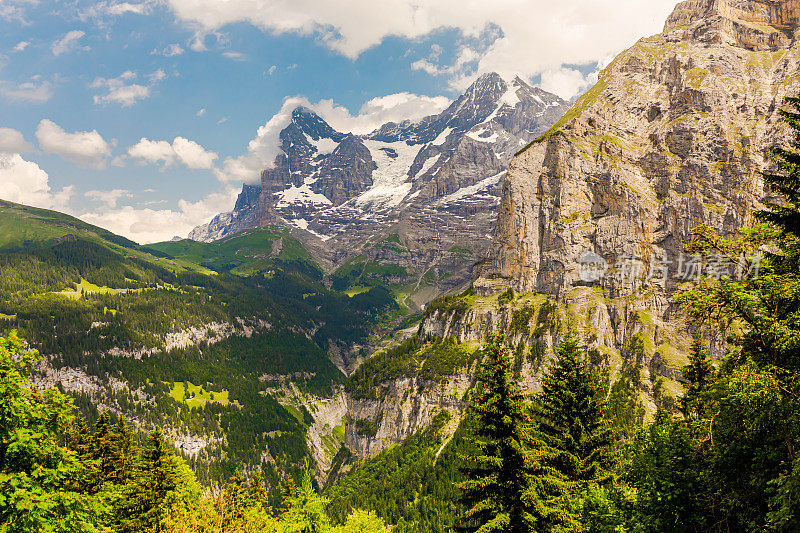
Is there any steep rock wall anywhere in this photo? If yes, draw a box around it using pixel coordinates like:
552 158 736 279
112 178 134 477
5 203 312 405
482 0 800 304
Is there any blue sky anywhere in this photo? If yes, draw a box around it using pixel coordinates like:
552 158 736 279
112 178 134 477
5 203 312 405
0 0 678 242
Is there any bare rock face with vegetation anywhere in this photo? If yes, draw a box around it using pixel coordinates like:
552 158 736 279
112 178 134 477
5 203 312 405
346 0 800 461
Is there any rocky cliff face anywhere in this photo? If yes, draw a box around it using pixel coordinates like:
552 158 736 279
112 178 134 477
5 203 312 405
345 375 471 459
482 0 799 304
189 184 262 242
191 75 568 307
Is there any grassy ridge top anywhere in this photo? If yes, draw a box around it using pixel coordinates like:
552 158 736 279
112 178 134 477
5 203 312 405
0 200 211 274
0 200 135 250
148 227 312 275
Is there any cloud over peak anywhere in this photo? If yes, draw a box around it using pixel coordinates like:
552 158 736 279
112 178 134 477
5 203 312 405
165 0 679 98
215 91 450 184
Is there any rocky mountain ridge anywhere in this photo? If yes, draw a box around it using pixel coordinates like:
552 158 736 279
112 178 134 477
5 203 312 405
482 0 799 303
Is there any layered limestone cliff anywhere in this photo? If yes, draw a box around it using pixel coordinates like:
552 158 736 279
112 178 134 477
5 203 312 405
482 0 799 307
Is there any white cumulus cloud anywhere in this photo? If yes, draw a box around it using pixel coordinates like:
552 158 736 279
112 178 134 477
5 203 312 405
91 69 166 107
0 79 53 103
0 153 74 210
0 127 33 153
52 30 89 56
106 2 151 15
128 136 218 170
36 119 112 169
152 43 185 56
165 0 679 98
538 67 597 101
85 189 134 208
91 71 149 107
79 188 239 243
0 0 36 23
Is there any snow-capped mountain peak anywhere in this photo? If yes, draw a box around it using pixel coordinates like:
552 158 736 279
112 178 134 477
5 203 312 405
189 73 570 295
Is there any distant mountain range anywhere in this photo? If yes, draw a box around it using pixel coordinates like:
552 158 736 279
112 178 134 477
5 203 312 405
189 73 569 309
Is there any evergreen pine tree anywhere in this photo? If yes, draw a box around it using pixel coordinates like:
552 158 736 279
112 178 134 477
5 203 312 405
536 333 616 489
680 334 713 418
759 95 800 237
118 429 195 533
109 416 137 486
64 414 99 494
281 464 330 532
281 473 299 510
458 336 570 533
221 470 249 529
94 412 117 482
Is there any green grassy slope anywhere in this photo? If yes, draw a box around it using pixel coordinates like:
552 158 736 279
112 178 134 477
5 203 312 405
148 227 309 275
0 200 210 274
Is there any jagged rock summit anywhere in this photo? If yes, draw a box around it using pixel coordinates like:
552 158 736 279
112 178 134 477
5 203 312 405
190 74 569 307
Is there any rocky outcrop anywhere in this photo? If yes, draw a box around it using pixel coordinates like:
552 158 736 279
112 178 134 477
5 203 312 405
314 135 376 206
189 185 263 242
666 0 800 51
338 2 800 460
305 390 348 481
345 374 472 459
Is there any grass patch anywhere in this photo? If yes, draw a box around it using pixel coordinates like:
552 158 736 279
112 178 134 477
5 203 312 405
284 404 305 424
169 381 231 409
59 278 131 299
345 286 372 297
332 421 346 442
684 67 708 88
148 227 311 275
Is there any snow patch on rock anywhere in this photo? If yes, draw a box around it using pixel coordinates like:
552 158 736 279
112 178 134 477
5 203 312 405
356 140 420 208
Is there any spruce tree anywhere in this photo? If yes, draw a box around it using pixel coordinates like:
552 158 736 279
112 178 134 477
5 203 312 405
281 464 331 532
759 95 800 237
281 473 299 510
458 336 569 533
536 333 615 489
680 334 713 418
118 429 199 533
110 416 137 485
94 412 117 483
